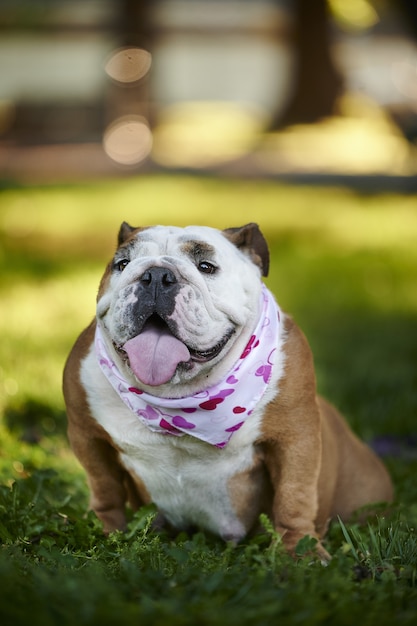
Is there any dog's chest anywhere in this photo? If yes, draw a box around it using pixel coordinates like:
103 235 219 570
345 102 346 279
120 434 260 541
81 348 270 541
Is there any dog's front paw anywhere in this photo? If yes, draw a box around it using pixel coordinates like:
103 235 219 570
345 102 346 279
93 507 127 534
313 541 332 564
280 529 331 563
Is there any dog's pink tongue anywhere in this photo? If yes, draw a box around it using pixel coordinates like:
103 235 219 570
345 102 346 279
123 325 190 387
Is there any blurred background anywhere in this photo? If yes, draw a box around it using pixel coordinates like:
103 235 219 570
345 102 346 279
0 0 417 185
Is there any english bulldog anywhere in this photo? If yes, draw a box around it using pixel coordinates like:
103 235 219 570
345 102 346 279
63 222 393 560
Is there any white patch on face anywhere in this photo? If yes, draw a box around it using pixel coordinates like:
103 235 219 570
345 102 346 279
80 317 287 542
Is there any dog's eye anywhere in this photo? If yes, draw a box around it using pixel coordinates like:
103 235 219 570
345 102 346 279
114 259 130 272
198 261 217 275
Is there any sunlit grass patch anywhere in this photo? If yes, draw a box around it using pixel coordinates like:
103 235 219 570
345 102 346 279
149 94 417 174
0 272 98 415
152 102 266 168
1 175 417 253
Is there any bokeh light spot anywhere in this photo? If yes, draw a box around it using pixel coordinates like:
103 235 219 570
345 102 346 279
103 116 152 165
152 102 266 168
105 47 152 83
329 0 379 30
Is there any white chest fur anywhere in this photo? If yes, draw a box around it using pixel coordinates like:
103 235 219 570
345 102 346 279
81 334 285 541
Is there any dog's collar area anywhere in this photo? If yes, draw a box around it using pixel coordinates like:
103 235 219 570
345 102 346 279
95 285 281 448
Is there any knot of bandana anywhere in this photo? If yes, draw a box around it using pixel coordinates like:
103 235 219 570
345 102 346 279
95 285 281 448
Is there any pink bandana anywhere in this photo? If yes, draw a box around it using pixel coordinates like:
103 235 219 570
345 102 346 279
95 285 281 448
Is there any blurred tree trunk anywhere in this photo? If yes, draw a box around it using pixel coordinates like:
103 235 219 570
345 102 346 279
107 0 155 128
120 0 154 49
269 0 344 130
396 0 417 38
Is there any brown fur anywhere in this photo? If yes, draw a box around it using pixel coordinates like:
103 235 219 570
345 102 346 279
256 317 393 558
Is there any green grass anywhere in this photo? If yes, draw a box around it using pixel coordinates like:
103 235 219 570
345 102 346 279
1 175 417 625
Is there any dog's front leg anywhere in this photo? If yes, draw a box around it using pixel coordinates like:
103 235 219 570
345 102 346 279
262 436 331 561
68 427 129 533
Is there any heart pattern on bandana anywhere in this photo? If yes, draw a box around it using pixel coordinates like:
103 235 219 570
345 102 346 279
199 388 235 411
95 285 281 447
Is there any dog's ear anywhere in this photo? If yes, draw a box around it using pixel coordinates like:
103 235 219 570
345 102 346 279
222 223 269 277
118 221 137 246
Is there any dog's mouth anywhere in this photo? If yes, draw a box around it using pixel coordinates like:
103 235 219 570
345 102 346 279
117 314 235 387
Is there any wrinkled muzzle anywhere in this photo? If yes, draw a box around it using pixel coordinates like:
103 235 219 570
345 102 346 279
120 265 191 386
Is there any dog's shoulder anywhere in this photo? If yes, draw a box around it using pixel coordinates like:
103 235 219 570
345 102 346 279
63 320 97 427
259 315 320 440
64 320 96 386
281 316 316 388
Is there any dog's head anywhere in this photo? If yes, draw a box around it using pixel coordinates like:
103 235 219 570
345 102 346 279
96 222 269 397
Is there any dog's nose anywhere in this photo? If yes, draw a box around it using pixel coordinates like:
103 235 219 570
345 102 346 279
139 266 177 295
